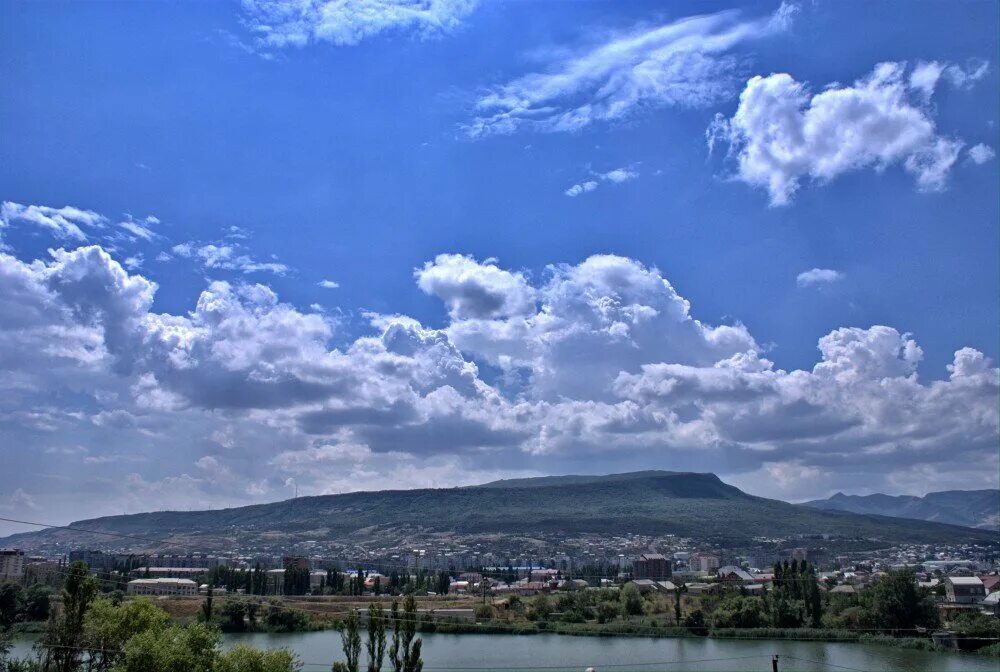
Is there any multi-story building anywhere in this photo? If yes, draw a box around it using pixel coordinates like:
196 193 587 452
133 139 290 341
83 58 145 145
688 552 720 573
0 549 25 581
128 567 208 579
126 578 198 596
945 576 986 604
25 560 63 587
149 554 223 570
282 556 310 571
68 550 115 573
748 552 775 571
633 553 672 580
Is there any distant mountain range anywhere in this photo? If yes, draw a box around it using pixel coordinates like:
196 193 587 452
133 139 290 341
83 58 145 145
3 472 996 554
802 489 1000 530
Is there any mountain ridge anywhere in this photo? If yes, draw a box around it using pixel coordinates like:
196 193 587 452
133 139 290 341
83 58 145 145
3 472 995 553
802 488 999 530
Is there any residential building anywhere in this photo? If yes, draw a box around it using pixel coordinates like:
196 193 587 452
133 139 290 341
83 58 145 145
129 567 208 579
266 569 285 594
149 554 223 570
748 552 775 571
0 549 24 581
685 582 721 596
945 576 986 604
529 568 559 582
363 573 387 590
979 574 1000 594
68 550 114 573
25 560 62 587
689 552 720 573
718 565 754 584
633 553 671 580
981 591 1000 616
126 578 198 596
282 556 310 571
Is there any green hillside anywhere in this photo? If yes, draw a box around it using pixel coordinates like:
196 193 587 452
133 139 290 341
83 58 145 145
4 471 994 552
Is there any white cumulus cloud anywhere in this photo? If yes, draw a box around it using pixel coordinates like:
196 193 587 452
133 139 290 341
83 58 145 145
415 254 535 319
708 62 971 205
0 233 996 517
968 143 996 165
796 268 843 287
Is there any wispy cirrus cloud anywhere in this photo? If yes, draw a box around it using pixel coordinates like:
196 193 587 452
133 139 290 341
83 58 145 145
117 215 161 242
564 167 639 197
241 0 478 50
466 2 798 137
1 201 106 242
171 241 290 276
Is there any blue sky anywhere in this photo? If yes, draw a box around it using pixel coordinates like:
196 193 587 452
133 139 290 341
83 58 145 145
0 0 997 532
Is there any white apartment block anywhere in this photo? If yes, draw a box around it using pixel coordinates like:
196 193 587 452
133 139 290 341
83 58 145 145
127 578 198 596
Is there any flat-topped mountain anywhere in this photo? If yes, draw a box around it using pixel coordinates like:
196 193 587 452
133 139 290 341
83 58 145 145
4 471 995 553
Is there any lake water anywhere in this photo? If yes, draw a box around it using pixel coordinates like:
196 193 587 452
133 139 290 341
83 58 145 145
10 631 997 671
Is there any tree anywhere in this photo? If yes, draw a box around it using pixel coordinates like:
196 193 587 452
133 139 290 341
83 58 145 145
0 582 24 627
216 643 300 672
682 608 707 635
949 611 1000 639
44 560 97 672
246 601 260 631
807 575 823 628
201 585 214 623
595 601 619 624
115 622 219 672
390 596 422 672
859 570 938 632
435 572 449 596
528 594 552 622
366 603 386 672
263 602 310 632
220 599 248 632
83 597 170 672
620 582 644 616
339 609 362 672
709 596 767 629
24 585 53 622
388 602 402 672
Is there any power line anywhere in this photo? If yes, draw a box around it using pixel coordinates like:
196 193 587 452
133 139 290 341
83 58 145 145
780 655 872 672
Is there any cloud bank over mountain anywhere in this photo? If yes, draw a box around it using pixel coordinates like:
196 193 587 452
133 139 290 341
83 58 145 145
2 229 996 526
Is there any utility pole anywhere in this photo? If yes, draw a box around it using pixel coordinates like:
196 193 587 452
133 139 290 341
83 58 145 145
771 654 779 672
